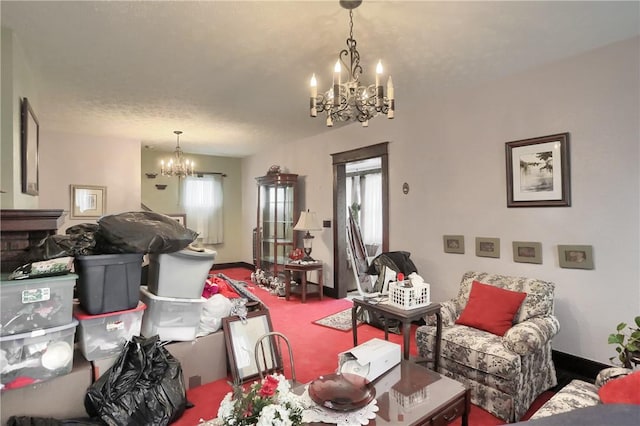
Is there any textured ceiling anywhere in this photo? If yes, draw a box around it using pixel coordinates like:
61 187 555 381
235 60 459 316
2 1 639 157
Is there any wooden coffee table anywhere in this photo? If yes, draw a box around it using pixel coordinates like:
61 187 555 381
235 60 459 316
352 297 442 367
300 360 469 426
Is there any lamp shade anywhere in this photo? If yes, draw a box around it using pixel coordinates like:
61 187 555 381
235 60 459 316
293 210 322 231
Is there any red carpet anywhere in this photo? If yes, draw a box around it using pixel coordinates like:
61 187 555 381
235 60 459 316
174 267 553 425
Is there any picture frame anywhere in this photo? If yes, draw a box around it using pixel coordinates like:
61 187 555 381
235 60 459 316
475 237 500 258
505 132 571 207
21 98 40 196
558 245 594 270
223 310 275 383
166 213 186 226
70 185 107 219
443 235 465 254
512 241 542 264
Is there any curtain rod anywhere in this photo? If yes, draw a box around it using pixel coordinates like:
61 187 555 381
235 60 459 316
194 171 227 177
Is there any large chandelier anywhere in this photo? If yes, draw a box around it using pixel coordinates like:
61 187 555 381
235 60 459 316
160 130 194 178
309 0 394 127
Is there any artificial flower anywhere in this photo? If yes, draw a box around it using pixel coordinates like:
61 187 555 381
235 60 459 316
216 374 303 426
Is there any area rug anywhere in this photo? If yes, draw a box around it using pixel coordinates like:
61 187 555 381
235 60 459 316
313 308 361 332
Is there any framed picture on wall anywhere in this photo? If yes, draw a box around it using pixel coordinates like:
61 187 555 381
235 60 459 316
505 133 571 207
558 245 594 269
443 235 465 254
476 237 500 258
70 185 106 219
512 241 542 264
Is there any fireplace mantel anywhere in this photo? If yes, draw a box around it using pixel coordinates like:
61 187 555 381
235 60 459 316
1 209 66 273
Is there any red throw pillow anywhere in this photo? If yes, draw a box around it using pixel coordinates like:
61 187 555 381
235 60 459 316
455 280 527 336
599 371 640 404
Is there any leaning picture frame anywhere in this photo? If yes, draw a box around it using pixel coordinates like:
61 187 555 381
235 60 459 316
558 245 594 270
476 237 500 258
21 98 40 195
166 213 187 226
505 132 571 207
70 185 107 219
512 241 542 264
443 235 465 254
223 309 275 383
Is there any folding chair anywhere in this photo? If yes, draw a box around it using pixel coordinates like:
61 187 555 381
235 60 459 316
254 331 298 386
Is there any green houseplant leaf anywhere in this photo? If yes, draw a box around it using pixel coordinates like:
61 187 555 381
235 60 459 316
608 316 640 368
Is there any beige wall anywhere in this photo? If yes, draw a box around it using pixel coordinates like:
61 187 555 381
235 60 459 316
1 27 38 209
240 37 640 365
38 130 141 232
141 149 243 264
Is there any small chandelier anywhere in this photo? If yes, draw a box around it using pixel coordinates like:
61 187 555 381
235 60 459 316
160 130 194 178
309 0 394 127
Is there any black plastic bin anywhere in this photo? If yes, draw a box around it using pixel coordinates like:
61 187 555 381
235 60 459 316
75 253 143 315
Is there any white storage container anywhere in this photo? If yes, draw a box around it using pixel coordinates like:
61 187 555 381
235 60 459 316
74 302 146 361
139 286 206 341
0 319 78 389
147 248 216 298
0 274 77 336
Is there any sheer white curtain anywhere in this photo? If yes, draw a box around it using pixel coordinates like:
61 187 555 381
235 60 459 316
181 174 224 244
360 173 382 246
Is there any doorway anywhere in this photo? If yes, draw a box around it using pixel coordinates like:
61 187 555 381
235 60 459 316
329 142 389 299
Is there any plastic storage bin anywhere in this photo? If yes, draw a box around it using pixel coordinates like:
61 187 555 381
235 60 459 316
73 301 146 361
74 253 143 315
0 319 78 390
139 286 205 341
147 248 216 298
0 274 77 336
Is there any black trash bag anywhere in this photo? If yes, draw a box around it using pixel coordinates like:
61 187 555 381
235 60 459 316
25 235 77 262
7 417 104 426
65 223 100 255
366 251 418 278
25 224 101 262
96 211 198 254
85 335 187 426
359 251 419 335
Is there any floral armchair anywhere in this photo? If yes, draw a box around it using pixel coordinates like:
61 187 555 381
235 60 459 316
415 271 560 422
529 367 634 420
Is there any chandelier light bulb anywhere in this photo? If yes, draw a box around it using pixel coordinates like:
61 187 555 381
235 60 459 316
376 60 383 87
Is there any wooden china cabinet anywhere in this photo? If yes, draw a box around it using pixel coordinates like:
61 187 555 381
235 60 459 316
255 172 298 278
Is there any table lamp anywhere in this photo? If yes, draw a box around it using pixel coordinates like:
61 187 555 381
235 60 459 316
293 210 322 261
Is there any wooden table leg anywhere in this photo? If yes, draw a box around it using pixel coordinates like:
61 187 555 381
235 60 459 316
318 268 323 300
352 305 359 346
435 311 442 371
402 319 411 360
462 388 470 426
383 315 389 341
301 271 307 303
285 270 292 301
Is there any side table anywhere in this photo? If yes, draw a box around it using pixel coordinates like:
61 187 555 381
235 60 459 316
284 262 323 303
352 298 442 368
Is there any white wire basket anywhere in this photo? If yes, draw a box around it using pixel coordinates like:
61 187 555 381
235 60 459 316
388 281 430 309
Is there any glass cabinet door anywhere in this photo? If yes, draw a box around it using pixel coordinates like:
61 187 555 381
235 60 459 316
256 173 298 278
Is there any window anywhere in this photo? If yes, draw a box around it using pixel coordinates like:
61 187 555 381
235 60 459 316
181 174 224 244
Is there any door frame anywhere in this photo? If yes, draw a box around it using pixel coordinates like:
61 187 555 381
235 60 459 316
328 142 389 299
